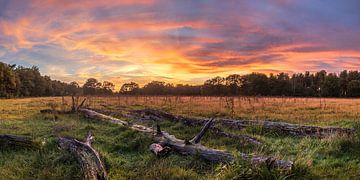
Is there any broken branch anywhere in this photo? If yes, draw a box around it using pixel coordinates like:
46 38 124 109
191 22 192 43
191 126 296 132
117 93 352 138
57 132 108 180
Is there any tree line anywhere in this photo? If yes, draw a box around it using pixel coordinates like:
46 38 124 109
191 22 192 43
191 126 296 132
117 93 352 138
1 62 360 98
0 62 114 97
120 71 360 97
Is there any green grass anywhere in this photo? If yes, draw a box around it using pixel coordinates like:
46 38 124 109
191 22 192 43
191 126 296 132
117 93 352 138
1 97 360 179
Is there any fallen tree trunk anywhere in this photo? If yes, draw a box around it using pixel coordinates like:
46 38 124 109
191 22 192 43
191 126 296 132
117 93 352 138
129 109 262 145
79 108 233 162
240 153 293 170
220 118 356 138
79 108 293 169
0 134 35 148
132 109 355 138
57 132 108 180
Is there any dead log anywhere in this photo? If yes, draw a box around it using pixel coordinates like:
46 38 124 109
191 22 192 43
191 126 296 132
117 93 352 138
210 127 262 146
239 153 293 170
0 134 35 148
79 108 292 169
130 109 262 145
57 132 108 180
154 124 234 162
220 118 356 138
79 108 233 162
133 109 355 138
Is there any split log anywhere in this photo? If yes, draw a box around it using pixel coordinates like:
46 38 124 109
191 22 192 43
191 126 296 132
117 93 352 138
130 109 261 145
132 109 355 138
0 134 35 148
79 108 292 169
57 132 108 180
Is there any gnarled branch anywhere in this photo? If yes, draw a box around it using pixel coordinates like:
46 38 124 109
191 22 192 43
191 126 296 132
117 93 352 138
57 132 108 180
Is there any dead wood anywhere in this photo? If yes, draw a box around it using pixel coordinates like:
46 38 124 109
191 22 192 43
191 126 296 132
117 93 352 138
239 153 293 170
57 132 108 180
132 109 355 138
79 108 293 169
130 109 262 145
210 127 262 145
78 98 87 110
0 134 35 148
40 97 87 114
79 108 233 162
220 118 356 138
190 118 214 144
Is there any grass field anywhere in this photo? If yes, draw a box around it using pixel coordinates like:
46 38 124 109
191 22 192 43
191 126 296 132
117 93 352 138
1 96 360 179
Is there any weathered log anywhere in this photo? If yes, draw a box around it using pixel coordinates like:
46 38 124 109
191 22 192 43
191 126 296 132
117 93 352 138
79 108 153 133
79 108 292 169
154 125 235 162
0 134 35 148
133 109 355 138
239 153 293 170
210 127 262 145
130 109 262 145
220 118 356 138
57 132 108 180
79 108 234 163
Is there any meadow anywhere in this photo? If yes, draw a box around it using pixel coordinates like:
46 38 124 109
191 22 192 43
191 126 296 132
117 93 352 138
1 96 360 179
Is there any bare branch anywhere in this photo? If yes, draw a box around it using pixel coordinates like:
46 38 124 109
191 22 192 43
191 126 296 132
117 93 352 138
190 119 214 144
78 98 87 110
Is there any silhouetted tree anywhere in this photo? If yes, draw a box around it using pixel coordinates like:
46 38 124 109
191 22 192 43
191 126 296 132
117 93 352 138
83 78 101 95
321 73 340 97
240 73 269 96
120 82 139 95
347 80 360 97
225 74 241 95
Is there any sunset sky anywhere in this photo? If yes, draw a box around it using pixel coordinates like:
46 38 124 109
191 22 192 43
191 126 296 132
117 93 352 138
1 0 360 88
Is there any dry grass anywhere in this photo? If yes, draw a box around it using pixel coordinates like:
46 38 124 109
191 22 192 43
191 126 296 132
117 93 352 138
1 96 360 179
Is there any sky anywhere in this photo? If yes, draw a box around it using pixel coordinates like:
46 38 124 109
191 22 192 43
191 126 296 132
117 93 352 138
1 0 360 88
